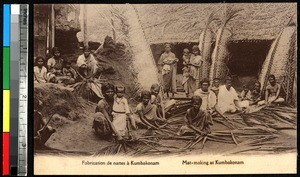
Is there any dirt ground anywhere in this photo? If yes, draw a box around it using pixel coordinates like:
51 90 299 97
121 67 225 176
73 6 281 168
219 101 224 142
35 84 296 156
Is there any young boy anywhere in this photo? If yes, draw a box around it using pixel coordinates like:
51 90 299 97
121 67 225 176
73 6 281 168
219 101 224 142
258 74 284 105
240 85 252 101
249 81 262 105
62 60 77 85
150 83 164 119
112 86 131 138
210 78 220 97
238 85 252 108
182 48 191 97
179 96 213 135
34 56 48 83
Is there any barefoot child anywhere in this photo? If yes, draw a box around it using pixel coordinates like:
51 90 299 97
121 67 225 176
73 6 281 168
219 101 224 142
182 48 191 97
150 83 165 119
238 84 252 108
62 60 77 85
34 56 48 83
112 86 131 138
258 74 284 105
250 81 262 105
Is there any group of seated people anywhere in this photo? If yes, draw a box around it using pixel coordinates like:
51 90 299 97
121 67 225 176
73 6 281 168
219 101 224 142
93 73 285 141
92 82 166 141
195 74 284 114
34 46 99 85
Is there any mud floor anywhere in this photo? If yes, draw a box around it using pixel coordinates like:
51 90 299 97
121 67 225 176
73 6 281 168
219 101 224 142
35 84 296 156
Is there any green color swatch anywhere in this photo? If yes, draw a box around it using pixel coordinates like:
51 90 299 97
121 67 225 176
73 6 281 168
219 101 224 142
3 47 10 89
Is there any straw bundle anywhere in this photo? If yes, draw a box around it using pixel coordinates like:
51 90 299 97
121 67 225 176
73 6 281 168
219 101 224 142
198 11 218 81
259 26 296 93
209 7 242 81
120 5 160 91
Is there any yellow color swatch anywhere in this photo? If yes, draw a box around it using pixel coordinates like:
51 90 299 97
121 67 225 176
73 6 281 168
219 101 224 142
3 90 10 132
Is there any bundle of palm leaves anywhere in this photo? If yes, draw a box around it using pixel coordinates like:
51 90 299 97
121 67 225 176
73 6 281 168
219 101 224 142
184 127 278 151
93 137 176 156
71 70 104 102
241 105 296 130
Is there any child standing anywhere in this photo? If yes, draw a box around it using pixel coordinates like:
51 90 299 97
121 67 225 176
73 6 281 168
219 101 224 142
112 86 131 137
189 45 203 92
182 48 191 97
34 56 48 83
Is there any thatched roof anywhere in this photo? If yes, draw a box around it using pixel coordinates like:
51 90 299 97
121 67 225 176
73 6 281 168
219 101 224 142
136 3 296 43
84 3 296 44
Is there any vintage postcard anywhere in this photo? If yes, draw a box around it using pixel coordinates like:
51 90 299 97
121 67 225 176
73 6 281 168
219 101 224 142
33 3 297 175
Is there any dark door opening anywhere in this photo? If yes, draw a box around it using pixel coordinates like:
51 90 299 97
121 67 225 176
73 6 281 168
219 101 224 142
227 40 273 77
227 39 273 91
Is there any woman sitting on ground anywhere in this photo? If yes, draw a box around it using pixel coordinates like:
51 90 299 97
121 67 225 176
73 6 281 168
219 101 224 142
93 83 123 141
179 96 213 136
76 46 99 78
135 90 166 129
47 47 64 83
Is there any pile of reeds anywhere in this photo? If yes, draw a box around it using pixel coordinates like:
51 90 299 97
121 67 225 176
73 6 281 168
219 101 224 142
71 71 104 102
185 127 278 150
165 100 192 118
93 136 182 156
241 105 296 130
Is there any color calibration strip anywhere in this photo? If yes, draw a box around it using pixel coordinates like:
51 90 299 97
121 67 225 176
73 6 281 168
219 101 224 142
3 4 11 176
11 4 21 175
18 5 29 176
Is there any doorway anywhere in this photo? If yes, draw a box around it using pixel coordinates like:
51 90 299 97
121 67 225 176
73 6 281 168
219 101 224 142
227 39 273 91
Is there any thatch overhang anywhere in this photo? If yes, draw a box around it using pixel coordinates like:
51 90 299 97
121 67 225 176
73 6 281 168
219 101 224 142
135 3 296 44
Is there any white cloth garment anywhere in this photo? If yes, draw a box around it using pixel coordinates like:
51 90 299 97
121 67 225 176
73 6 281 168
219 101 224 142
217 85 239 114
112 96 130 136
193 88 217 111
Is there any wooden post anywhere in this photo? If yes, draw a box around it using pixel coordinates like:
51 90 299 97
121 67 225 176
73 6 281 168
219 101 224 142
286 62 290 103
111 17 116 41
46 18 50 54
51 4 55 48
83 4 88 46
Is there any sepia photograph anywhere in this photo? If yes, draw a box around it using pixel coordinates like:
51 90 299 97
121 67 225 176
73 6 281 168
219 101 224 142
33 3 297 175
